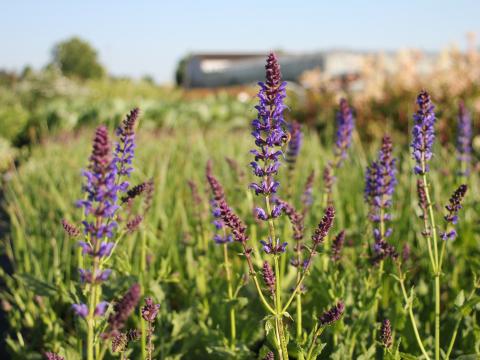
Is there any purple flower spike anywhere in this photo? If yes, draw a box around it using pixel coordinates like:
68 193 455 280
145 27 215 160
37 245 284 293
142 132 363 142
457 101 472 175
249 53 288 201
114 108 139 180
334 99 354 167
411 90 436 175
206 167 248 244
312 206 335 245
286 121 302 169
441 184 467 241
318 301 345 326
73 303 89 318
77 125 120 241
108 283 141 333
262 261 276 295
365 135 397 264
331 230 345 262
380 319 393 348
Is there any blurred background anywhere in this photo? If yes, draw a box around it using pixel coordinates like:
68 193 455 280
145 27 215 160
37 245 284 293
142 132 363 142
1 0 480 165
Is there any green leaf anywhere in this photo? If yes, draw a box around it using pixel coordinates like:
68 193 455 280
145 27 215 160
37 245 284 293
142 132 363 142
309 342 326 359
16 274 57 297
398 352 418 360
455 290 465 307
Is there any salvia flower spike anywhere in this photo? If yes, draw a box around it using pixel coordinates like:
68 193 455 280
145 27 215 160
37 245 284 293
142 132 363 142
286 120 302 169
441 184 467 241
411 90 436 175
114 107 139 184
318 301 345 326
76 125 120 240
334 98 354 168
457 101 472 175
331 230 345 262
107 283 141 336
141 297 160 360
365 135 397 263
380 319 393 349
262 261 276 296
249 52 287 216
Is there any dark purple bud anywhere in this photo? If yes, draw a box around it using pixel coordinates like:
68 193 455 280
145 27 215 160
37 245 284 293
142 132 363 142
380 319 393 348
262 261 276 295
263 351 275 360
44 352 64 360
114 108 139 179
206 161 225 201
417 179 428 211
126 215 143 233
187 180 203 207
444 184 467 224
318 301 344 326
108 283 141 332
331 230 345 262
312 206 335 245
276 198 304 241
121 181 152 204
402 243 411 262
111 332 128 353
61 219 80 237
141 297 160 323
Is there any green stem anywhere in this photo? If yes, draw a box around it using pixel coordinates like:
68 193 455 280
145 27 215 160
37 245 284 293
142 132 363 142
305 325 324 360
147 321 153 360
372 206 385 345
223 243 236 349
140 230 147 360
274 256 289 360
296 292 302 341
421 174 440 360
396 263 430 359
445 282 478 359
434 274 440 360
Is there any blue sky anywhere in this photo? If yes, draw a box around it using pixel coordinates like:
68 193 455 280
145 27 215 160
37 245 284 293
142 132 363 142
1 1 479 83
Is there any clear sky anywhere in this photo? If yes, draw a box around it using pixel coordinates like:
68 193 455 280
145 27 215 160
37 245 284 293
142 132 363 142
1 1 479 84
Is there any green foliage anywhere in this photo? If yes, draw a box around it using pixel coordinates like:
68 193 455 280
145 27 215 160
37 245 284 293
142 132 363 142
0 123 478 358
51 37 105 80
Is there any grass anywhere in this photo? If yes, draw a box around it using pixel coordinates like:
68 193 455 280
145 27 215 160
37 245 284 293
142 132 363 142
0 117 479 358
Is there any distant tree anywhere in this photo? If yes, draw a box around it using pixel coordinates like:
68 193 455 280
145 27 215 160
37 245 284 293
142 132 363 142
175 56 188 86
51 37 105 79
142 74 156 85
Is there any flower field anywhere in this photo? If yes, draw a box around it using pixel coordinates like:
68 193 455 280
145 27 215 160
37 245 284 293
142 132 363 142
0 53 479 360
